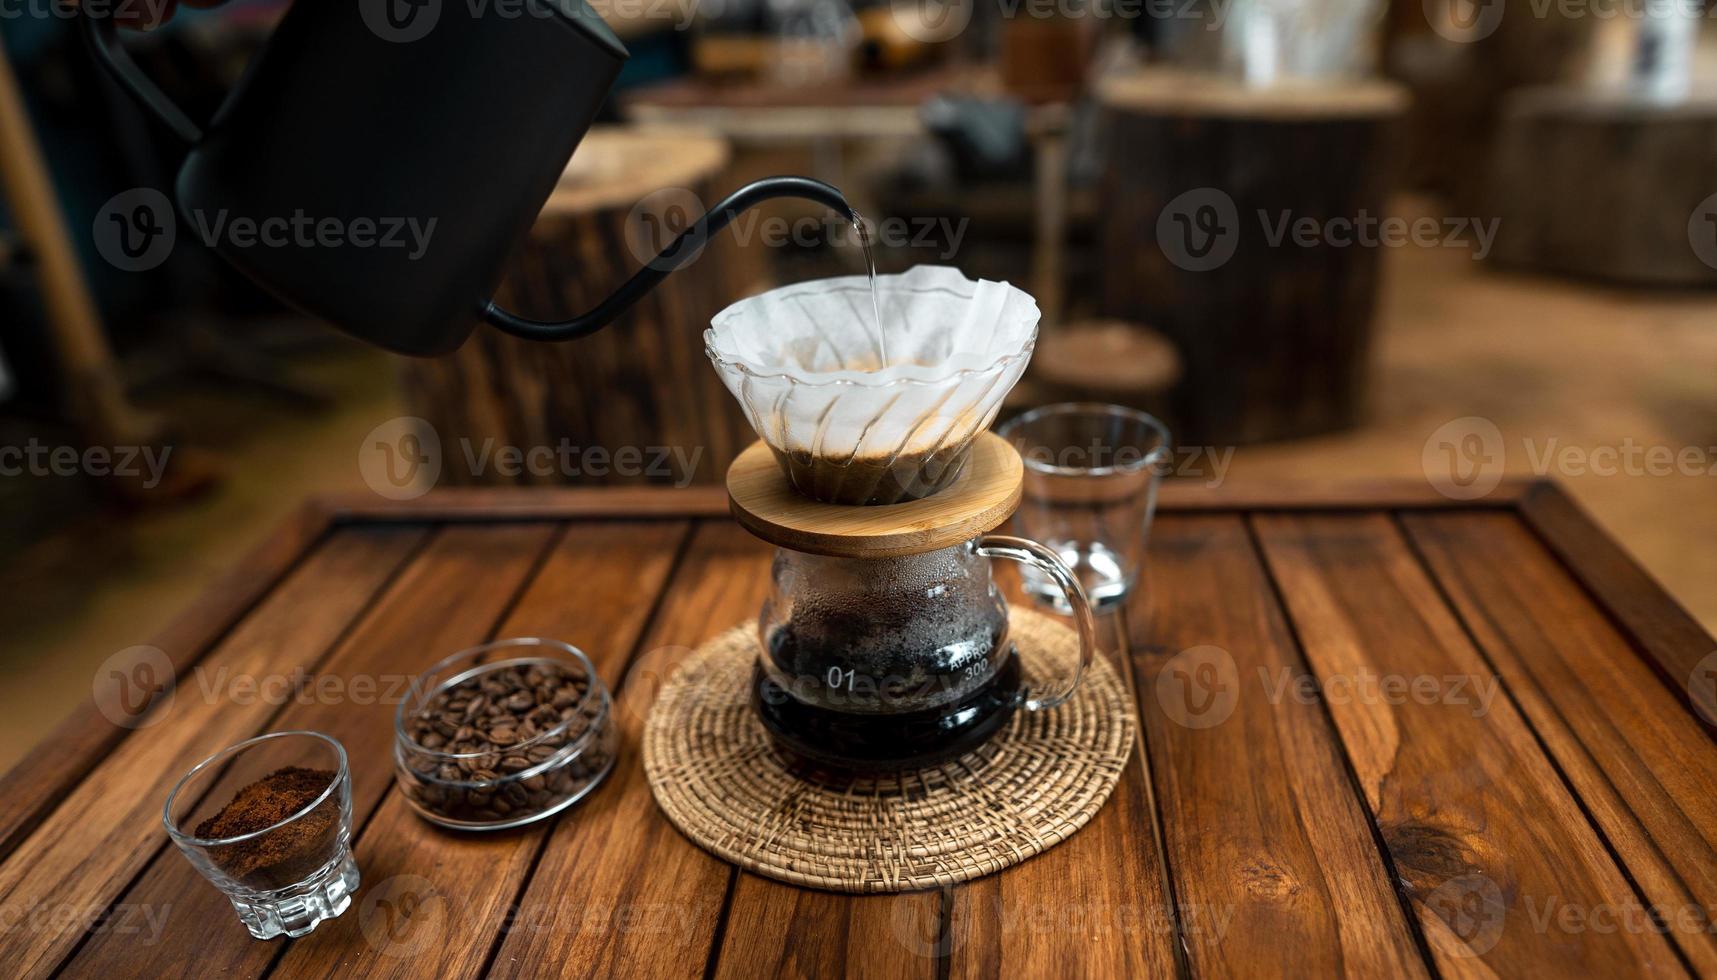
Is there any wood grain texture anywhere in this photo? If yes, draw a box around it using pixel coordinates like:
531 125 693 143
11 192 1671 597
398 129 752 490
11 485 1715 977
726 434 1022 558
1487 87 1717 285
1135 514 1428 978
321 485 733 523
59 524 558 979
1252 513 1686 977
713 883 939 979
485 522 775 978
1403 510 1717 974
0 526 426 980
1098 70 1404 444
1519 482 1717 723
271 521 691 979
0 501 334 861
947 614 1178 978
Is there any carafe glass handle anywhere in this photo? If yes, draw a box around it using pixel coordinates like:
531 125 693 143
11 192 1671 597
975 535 1098 711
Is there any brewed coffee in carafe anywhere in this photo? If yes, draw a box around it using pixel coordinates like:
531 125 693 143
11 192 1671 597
753 544 1021 769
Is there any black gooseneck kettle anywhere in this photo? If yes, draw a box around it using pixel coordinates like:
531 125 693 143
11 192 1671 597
83 0 852 356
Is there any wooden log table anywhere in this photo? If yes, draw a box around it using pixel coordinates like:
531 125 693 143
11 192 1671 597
1097 71 1409 446
2 481 1714 977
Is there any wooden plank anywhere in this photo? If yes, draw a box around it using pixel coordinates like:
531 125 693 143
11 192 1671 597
1518 482 1717 716
0 500 334 861
56 523 558 978
486 521 775 978
1252 513 1687 976
713 885 940 979
320 486 732 523
1403 511 1717 974
946 614 1179 977
0 525 425 979
269 520 691 979
1133 514 1428 977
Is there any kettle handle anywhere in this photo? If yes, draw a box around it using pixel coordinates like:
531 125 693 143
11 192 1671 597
975 535 1099 712
482 176 853 343
81 8 206 144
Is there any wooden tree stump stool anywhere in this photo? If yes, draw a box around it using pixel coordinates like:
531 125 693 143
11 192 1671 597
1095 71 1408 445
1028 319 1181 420
1487 86 1717 286
399 127 758 487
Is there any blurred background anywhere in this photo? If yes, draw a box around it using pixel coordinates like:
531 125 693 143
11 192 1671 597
0 0 1713 767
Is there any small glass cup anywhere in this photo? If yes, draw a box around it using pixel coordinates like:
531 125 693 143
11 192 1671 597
164 730 357 940
996 403 1173 610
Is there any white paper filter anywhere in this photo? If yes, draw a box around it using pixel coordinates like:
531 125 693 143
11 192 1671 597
706 266 1039 505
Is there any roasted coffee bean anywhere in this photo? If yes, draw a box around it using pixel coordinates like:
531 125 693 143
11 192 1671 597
402 658 615 825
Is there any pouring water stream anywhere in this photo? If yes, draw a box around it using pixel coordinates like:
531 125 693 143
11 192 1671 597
852 213 889 366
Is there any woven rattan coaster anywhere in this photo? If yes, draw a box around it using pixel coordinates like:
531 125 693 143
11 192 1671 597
642 610 1135 893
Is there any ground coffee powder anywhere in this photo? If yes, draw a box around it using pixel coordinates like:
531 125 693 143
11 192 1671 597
195 767 338 890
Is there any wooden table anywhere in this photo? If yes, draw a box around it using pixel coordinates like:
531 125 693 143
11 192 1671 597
3 481 1714 978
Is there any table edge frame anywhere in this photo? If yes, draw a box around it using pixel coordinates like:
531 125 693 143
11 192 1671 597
2 478 1707 871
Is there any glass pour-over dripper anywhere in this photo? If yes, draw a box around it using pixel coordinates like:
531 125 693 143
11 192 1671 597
705 265 1040 505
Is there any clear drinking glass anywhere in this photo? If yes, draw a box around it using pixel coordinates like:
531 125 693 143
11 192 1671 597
996 403 1173 610
164 730 357 939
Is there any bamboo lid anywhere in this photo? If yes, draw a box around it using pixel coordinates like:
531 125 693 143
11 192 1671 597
726 433 1023 558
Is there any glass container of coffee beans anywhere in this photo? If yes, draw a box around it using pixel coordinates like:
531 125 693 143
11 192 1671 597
394 638 617 830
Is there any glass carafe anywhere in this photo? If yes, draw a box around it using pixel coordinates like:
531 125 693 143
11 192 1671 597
753 534 1097 770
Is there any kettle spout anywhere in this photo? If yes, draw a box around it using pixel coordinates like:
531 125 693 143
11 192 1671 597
482 176 853 343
